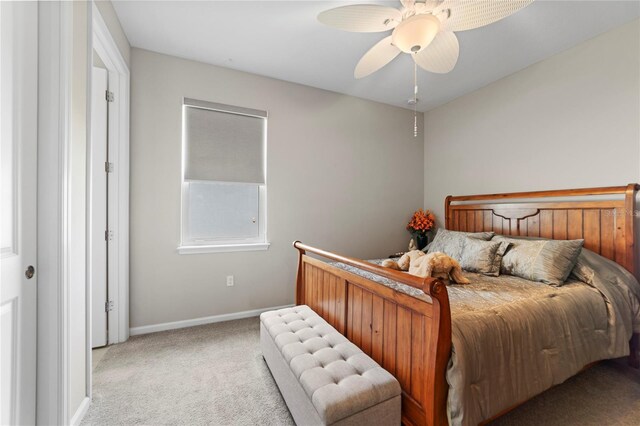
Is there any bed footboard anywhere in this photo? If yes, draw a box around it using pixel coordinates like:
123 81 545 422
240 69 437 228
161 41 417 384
293 241 451 426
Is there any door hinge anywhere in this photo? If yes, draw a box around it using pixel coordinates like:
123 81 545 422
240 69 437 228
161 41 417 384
105 161 114 173
105 301 115 312
105 230 114 241
106 90 114 102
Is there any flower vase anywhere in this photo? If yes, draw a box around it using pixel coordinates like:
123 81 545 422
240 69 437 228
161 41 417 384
414 233 429 251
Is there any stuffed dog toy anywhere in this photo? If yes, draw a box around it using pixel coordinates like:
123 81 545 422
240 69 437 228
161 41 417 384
381 250 470 284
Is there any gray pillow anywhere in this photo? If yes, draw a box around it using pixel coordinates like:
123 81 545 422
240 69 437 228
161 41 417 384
427 229 495 261
459 238 512 276
494 236 584 285
570 250 596 285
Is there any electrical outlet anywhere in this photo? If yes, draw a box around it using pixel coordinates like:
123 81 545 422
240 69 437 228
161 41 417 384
226 275 234 287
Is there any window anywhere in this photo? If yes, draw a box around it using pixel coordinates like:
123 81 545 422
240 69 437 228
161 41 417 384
179 98 268 254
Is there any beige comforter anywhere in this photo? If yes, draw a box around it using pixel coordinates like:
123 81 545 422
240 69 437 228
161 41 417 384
332 249 640 426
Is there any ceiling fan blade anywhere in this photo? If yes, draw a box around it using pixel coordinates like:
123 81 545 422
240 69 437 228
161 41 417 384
354 36 401 79
413 31 459 73
318 5 402 33
437 0 533 32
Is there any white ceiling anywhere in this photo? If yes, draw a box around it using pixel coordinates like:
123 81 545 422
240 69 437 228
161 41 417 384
112 1 639 111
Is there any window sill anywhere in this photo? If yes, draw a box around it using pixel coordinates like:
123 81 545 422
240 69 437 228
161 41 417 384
177 242 270 255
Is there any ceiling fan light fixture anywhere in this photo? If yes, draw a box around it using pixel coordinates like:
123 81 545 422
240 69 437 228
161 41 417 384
391 14 440 54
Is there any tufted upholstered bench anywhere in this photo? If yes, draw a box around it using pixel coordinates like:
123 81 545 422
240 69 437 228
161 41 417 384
260 305 401 425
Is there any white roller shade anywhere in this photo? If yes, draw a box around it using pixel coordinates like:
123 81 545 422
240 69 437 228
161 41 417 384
183 98 266 184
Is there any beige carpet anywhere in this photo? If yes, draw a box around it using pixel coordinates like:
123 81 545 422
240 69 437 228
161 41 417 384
92 346 111 371
492 357 640 425
83 317 640 426
82 318 294 426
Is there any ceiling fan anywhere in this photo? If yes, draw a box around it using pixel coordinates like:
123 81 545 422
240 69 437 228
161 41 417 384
318 0 534 79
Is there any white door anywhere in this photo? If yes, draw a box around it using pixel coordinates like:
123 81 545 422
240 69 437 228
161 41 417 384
0 1 38 424
91 67 109 348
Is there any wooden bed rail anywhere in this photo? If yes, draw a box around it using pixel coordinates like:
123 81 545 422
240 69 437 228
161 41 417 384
293 241 452 426
446 184 639 202
293 241 441 293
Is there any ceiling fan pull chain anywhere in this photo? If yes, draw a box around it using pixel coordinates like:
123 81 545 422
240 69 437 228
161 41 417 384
413 62 418 138
414 61 418 100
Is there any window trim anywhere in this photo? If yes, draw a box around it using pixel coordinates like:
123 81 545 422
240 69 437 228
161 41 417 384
179 99 268 254
177 242 270 255
183 97 267 119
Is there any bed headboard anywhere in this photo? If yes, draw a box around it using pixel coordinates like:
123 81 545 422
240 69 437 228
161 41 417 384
445 184 639 277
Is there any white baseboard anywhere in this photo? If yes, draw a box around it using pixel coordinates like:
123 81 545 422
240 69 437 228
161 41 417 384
129 304 295 336
69 396 91 426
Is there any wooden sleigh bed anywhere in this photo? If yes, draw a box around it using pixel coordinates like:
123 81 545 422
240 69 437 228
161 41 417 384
293 184 639 426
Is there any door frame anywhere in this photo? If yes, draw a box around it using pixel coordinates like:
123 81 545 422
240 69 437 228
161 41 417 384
37 1 130 423
89 1 130 348
36 1 73 424
85 0 130 408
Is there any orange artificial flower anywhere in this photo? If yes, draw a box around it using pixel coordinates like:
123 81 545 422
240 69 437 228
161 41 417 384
406 209 436 233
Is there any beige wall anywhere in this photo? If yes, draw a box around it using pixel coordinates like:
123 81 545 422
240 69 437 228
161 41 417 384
424 19 640 226
95 0 130 67
130 48 424 328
